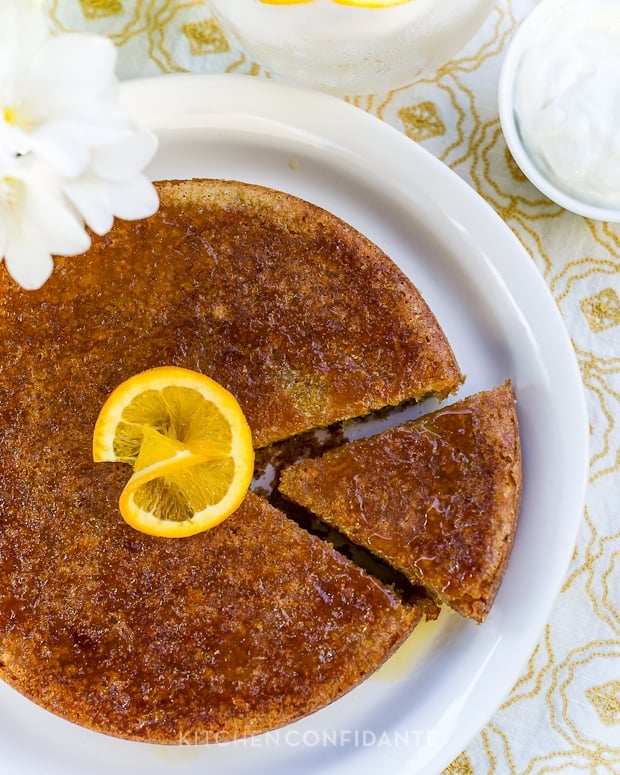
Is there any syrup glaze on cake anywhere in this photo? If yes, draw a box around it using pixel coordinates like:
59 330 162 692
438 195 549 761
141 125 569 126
279 384 522 623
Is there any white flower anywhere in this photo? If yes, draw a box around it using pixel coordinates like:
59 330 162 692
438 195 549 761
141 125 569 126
0 0 159 290
0 155 90 290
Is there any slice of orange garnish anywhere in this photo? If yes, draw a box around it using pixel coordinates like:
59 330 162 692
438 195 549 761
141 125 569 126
93 366 254 537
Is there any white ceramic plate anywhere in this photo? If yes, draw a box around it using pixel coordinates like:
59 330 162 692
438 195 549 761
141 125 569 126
0 75 589 775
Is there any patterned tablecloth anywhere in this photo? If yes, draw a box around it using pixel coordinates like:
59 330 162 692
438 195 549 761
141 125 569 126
46 1 619 773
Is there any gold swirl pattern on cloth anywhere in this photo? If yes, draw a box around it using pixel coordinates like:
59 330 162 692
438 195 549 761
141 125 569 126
41 1 620 772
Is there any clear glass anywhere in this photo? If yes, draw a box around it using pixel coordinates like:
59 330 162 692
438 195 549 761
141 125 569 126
207 0 495 95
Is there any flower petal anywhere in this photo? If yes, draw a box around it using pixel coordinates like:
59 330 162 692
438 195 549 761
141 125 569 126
28 121 92 178
4 237 54 291
63 176 115 236
64 172 159 235
29 115 136 178
26 35 118 119
20 167 91 256
24 199 91 258
103 174 160 221
53 80 130 130
90 128 159 181
0 120 31 157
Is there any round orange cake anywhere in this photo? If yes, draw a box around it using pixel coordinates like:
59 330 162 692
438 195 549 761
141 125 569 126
0 179 462 743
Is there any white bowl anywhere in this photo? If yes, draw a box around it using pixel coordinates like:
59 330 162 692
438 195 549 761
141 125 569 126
498 0 620 222
207 0 495 95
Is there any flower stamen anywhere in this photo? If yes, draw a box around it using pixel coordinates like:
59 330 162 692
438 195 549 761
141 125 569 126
2 104 35 132
3 106 17 125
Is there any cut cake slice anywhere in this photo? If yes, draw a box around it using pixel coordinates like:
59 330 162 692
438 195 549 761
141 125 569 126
279 383 522 623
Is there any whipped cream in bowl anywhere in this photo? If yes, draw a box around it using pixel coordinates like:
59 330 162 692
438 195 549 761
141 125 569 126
499 0 620 221
207 0 495 95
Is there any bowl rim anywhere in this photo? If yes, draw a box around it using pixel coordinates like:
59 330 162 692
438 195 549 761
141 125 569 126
497 0 620 223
